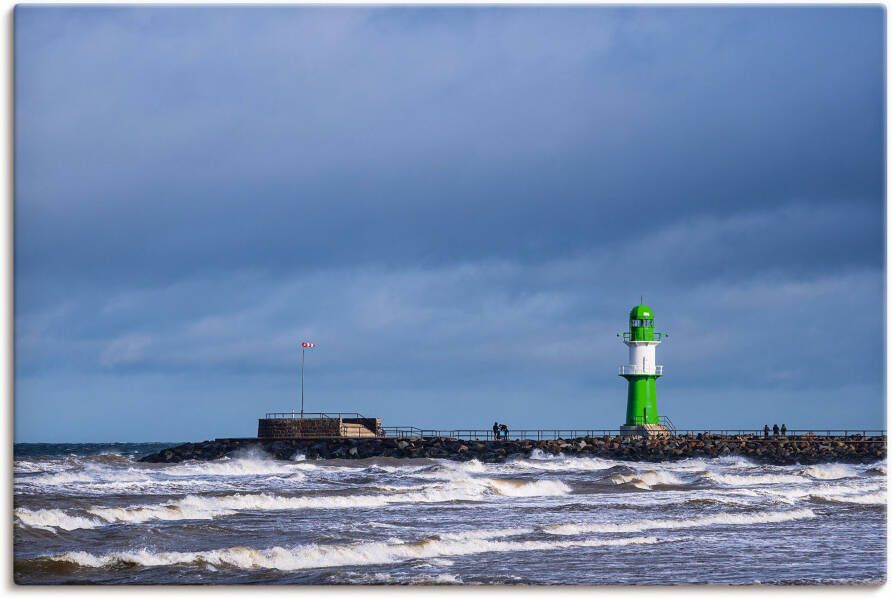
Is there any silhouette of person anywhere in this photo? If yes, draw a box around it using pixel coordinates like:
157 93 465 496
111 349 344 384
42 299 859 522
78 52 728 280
500 423 509 441
781 424 787 436
763 424 770 438
773 424 780 436
492 421 500 440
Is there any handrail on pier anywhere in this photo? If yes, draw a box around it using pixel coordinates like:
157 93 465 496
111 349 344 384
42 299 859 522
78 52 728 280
378 427 886 441
264 411 370 420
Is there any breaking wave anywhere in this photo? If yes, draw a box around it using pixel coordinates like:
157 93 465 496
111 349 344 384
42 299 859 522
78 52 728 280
16 476 571 531
14 508 103 533
508 450 618 472
801 464 860 480
705 472 806 486
544 508 817 535
48 534 662 571
808 491 885 506
608 470 688 489
164 452 310 478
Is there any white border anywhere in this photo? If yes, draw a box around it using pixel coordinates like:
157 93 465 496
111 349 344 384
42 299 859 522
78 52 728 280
2 1 887 595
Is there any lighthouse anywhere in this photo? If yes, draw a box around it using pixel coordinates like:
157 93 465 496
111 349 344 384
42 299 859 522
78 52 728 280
618 303 670 436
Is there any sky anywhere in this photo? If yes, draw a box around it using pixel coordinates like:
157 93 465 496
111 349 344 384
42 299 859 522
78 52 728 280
14 6 885 442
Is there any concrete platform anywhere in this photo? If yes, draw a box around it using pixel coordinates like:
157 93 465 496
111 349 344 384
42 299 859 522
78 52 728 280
620 423 670 438
257 416 381 439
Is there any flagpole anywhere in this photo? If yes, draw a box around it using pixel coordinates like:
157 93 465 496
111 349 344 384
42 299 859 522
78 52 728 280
300 345 305 419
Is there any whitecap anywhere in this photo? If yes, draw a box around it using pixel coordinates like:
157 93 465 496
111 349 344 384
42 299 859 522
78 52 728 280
809 491 886 506
50 534 662 571
73 476 570 527
608 470 688 490
14 508 104 532
705 472 805 486
544 507 817 535
801 463 859 480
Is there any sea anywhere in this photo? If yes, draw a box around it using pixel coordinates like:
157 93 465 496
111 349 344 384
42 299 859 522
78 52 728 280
13 442 887 585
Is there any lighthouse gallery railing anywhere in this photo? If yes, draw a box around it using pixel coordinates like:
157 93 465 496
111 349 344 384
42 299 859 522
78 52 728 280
618 365 664 376
620 332 668 341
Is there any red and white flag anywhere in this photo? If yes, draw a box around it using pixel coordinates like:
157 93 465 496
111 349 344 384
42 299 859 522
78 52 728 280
301 341 315 348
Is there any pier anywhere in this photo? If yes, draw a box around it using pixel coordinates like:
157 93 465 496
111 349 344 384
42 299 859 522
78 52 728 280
141 430 886 465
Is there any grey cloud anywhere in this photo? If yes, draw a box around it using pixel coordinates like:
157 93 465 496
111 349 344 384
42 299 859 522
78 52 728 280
14 6 884 440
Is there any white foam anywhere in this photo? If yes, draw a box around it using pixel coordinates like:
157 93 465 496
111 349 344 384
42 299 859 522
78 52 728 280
810 491 885 506
609 470 687 490
749 479 885 505
165 453 307 478
79 476 570 527
417 459 487 481
437 527 533 541
15 460 67 474
14 508 104 532
705 472 805 486
510 450 618 472
801 464 859 480
16 471 241 497
51 534 661 571
486 479 571 497
25 469 102 486
16 451 318 498
868 463 887 475
544 508 817 535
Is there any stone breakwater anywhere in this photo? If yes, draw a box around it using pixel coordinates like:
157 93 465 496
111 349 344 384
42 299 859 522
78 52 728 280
140 434 885 465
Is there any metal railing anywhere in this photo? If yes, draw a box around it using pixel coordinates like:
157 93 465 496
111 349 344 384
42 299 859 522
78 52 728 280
618 365 664 376
673 429 887 438
619 332 668 342
382 428 656 441
379 427 886 441
627 415 676 432
264 411 369 420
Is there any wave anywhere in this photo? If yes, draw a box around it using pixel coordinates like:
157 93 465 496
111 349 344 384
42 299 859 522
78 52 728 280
14 460 71 475
486 479 571 497
48 534 662 571
20 468 107 486
747 480 885 505
544 508 816 535
18 477 571 531
608 470 688 490
866 463 886 476
16 471 242 497
14 508 103 532
163 450 310 478
507 450 618 472
416 459 487 481
342 571 464 584
437 527 533 541
16 452 315 497
801 464 860 480
705 472 806 486
808 491 886 506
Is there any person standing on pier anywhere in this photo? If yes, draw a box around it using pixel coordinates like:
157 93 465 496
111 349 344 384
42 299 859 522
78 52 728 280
500 423 509 440
492 421 500 440
773 424 780 436
781 424 787 436
763 424 770 438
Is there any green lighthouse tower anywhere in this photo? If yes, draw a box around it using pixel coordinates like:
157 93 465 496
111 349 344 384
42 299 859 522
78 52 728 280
618 304 669 435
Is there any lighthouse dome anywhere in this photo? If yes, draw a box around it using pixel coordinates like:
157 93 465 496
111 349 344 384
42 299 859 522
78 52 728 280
629 304 654 320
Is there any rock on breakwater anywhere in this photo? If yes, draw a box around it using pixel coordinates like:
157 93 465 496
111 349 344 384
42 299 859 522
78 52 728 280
139 434 886 465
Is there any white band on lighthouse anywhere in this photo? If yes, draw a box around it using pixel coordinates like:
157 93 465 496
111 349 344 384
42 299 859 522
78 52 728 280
623 339 662 375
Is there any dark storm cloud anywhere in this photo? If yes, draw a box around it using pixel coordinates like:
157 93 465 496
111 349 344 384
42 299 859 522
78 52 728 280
14 6 884 440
